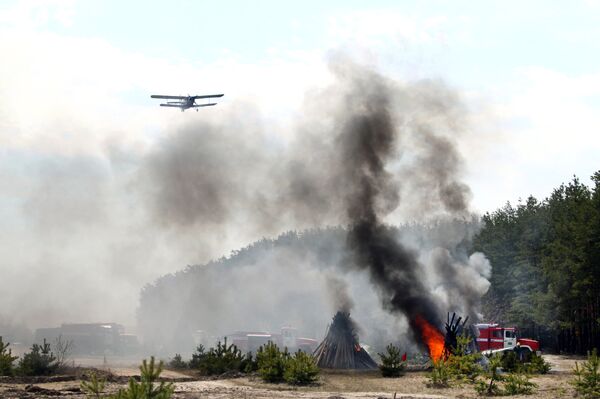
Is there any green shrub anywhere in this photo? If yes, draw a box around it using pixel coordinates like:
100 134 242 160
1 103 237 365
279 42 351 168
428 359 452 388
499 348 550 376
447 353 482 384
241 351 258 373
504 372 537 395
254 343 319 385
188 344 205 369
190 339 246 375
446 335 482 383
168 353 187 369
283 350 319 385
474 354 504 396
427 334 481 386
453 333 473 357
524 352 551 374
111 356 174 399
0 336 18 376
425 334 482 389
256 341 289 383
378 344 406 378
17 339 58 376
81 372 106 399
501 350 519 372
475 355 538 396
571 348 600 399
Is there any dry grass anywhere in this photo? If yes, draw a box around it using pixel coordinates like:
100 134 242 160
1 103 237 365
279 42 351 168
231 362 577 398
0 355 581 398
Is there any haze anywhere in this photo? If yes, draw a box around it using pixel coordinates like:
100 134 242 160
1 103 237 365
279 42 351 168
1 0 599 337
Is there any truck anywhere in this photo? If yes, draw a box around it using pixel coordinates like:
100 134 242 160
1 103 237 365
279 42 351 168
34 323 139 355
473 323 540 358
224 326 318 354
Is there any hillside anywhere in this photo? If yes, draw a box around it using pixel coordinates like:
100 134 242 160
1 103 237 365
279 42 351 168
137 221 481 355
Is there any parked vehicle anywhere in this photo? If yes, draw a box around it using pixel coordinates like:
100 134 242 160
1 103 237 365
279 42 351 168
225 326 318 354
473 323 540 358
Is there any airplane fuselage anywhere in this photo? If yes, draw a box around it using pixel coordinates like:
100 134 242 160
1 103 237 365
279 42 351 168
184 97 195 109
166 96 195 111
151 93 224 112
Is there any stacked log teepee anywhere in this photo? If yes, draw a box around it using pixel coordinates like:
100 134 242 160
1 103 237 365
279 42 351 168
313 311 378 369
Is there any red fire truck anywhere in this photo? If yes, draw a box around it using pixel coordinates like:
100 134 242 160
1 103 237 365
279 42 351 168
474 323 540 356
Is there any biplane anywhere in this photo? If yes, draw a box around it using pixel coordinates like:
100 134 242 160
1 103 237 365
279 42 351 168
150 93 224 111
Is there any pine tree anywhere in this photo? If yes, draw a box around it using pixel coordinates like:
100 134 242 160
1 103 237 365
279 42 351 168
111 356 174 399
283 351 319 385
571 348 600 398
256 341 288 383
17 339 58 376
0 336 18 376
377 344 405 377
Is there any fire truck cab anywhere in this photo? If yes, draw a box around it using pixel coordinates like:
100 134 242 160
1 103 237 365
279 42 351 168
474 323 540 356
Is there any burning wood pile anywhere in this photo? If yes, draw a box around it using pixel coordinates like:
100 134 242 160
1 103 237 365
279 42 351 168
444 312 469 356
313 311 378 369
414 311 470 363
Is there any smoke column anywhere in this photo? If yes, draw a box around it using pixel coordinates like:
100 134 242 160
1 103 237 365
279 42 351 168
330 65 441 339
325 274 355 314
315 61 486 344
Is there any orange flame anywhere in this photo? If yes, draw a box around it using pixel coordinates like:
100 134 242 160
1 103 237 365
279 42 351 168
414 315 445 363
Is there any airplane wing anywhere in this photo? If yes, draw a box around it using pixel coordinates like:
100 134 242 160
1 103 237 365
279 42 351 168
192 94 224 100
160 103 185 107
151 95 187 100
192 103 217 107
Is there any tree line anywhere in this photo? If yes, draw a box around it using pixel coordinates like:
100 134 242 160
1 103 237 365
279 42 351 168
136 170 600 355
473 171 600 354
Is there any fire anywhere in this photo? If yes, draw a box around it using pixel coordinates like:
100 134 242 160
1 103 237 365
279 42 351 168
414 315 445 363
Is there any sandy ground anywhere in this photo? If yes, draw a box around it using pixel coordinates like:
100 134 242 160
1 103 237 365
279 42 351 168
0 354 582 398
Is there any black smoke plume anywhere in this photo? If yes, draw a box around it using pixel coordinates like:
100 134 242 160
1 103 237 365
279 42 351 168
327 65 451 342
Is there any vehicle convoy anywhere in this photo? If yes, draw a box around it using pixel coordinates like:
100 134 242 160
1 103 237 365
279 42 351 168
473 323 540 358
224 327 318 354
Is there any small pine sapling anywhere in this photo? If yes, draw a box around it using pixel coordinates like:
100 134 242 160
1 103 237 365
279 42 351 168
111 356 174 399
500 350 520 372
17 339 58 376
168 353 187 369
571 348 600 399
475 354 504 396
0 336 18 376
192 338 247 375
378 344 406 378
446 334 481 383
283 350 319 385
525 352 551 374
210 338 244 374
504 371 537 395
428 359 452 388
241 351 258 373
189 344 205 369
81 372 106 399
256 341 288 383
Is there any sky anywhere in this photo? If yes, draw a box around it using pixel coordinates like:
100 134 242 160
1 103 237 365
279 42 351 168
1 0 600 329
